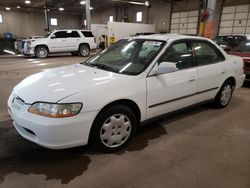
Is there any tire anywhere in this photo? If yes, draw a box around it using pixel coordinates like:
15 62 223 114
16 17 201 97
35 46 49 59
90 105 137 153
214 80 233 108
71 52 78 56
78 44 90 57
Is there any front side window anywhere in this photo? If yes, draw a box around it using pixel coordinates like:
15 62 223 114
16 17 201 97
158 41 193 70
83 39 165 75
53 31 67 38
193 41 224 66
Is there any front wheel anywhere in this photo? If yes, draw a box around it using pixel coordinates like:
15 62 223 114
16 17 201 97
35 46 49 58
214 80 233 108
90 105 137 153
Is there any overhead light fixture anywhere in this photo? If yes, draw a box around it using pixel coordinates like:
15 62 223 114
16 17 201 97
5 7 11 10
80 1 86 5
90 7 93 10
47 9 50 11
112 0 149 6
25 0 31 4
17 6 21 8
59 7 64 11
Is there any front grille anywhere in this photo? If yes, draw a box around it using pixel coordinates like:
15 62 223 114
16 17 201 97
22 41 25 49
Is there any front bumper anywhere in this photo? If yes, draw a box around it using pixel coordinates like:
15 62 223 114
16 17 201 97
23 45 35 55
8 93 97 149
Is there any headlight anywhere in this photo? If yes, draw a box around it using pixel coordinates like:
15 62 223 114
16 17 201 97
28 102 82 118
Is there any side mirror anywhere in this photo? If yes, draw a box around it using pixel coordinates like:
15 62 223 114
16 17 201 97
50 35 56 39
156 62 178 75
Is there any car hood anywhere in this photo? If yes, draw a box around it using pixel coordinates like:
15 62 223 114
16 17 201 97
13 64 126 104
228 50 250 63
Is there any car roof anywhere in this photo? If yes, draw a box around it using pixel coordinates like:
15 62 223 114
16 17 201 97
53 29 93 32
132 34 209 42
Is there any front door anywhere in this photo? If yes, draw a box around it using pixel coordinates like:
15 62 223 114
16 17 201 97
146 40 198 119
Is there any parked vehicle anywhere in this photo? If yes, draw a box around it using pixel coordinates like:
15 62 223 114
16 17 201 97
213 35 247 50
8 34 245 152
228 40 250 81
23 30 97 58
15 36 43 54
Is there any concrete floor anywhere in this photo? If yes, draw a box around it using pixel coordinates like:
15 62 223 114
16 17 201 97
0 54 250 188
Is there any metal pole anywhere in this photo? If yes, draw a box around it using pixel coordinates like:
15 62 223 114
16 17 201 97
85 0 91 30
44 4 50 32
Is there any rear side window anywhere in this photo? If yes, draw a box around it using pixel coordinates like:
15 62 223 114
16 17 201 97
66 31 80 38
193 41 225 66
81 31 94 37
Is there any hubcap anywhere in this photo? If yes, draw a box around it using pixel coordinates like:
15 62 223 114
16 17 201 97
81 48 89 56
100 114 132 148
220 84 232 106
38 48 47 58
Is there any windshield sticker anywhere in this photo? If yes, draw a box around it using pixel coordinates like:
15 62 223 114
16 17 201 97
144 41 162 47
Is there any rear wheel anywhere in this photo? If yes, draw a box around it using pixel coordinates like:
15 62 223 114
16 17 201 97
90 105 137 153
214 80 233 108
78 44 90 57
35 46 49 58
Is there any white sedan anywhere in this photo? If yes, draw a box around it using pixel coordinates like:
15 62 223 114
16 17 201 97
8 34 245 152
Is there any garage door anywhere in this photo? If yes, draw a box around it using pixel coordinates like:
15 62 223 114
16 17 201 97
170 10 199 35
219 4 250 35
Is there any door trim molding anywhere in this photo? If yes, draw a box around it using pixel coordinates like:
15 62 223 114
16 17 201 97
148 87 219 108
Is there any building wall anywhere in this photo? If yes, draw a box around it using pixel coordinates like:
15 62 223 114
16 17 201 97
0 10 81 38
92 8 116 24
91 0 200 33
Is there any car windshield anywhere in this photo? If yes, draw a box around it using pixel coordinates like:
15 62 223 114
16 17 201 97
82 39 165 75
234 40 250 52
44 32 51 38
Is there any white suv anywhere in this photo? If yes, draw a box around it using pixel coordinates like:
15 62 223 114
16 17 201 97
23 30 97 58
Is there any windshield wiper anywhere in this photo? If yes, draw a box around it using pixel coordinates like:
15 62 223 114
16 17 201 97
82 62 119 73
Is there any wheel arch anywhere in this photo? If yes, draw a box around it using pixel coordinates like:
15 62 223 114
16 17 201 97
88 99 142 143
224 76 236 89
78 43 90 50
35 44 50 53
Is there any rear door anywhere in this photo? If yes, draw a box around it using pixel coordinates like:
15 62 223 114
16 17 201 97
192 40 228 103
65 31 81 51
